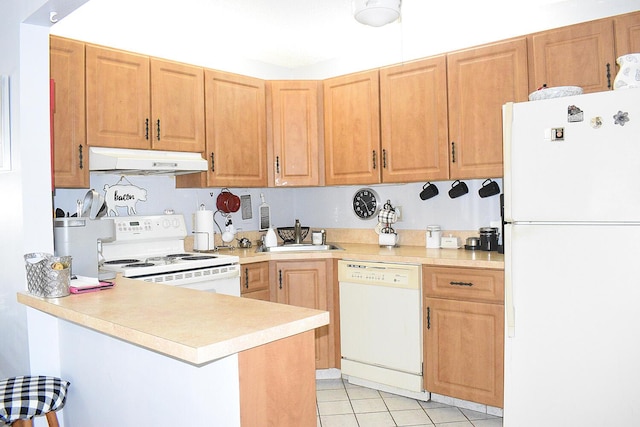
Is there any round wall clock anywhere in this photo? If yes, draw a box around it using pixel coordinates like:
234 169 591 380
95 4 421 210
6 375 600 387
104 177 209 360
352 188 380 220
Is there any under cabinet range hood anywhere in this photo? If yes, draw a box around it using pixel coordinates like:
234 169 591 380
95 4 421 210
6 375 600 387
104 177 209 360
89 147 207 176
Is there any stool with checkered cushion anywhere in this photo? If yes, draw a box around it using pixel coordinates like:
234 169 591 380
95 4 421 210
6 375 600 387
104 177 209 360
0 376 70 426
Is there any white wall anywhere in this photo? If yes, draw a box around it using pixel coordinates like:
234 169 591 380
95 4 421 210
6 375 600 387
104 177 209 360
0 0 52 380
53 176 503 237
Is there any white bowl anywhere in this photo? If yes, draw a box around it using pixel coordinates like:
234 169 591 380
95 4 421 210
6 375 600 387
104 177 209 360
528 86 583 101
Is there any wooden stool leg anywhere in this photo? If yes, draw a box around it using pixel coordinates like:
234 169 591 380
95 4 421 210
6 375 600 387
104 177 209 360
45 412 60 427
12 420 34 427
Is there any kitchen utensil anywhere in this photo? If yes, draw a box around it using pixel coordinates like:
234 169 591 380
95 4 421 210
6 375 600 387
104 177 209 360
426 225 441 248
277 226 310 243
419 182 439 200
264 227 277 248
465 236 481 250
81 189 107 219
479 179 501 198
193 204 215 251
258 193 271 231
237 237 252 248
378 229 398 247
479 227 499 251
448 180 469 199
528 85 583 101
216 188 241 213
377 201 397 224
440 235 461 249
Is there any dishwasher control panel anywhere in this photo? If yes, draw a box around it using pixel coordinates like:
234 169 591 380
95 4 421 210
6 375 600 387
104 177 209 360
338 260 421 289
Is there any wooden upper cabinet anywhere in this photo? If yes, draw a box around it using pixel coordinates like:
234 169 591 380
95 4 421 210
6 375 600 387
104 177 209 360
380 55 449 183
528 19 616 93
203 70 267 187
86 45 150 149
614 11 640 56
86 45 205 152
150 58 205 152
50 36 88 189
323 70 381 186
447 37 528 180
267 81 323 187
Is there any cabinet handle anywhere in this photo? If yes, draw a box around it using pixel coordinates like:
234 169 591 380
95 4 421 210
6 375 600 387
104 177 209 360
372 150 377 169
382 149 387 169
427 306 431 330
276 156 280 174
450 281 474 287
156 119 161 141
451 141 456 163
606 63 611 89
278 269 283 289
78 145 83 170
210 152 215 172
244 267 249 288
145 118 149 140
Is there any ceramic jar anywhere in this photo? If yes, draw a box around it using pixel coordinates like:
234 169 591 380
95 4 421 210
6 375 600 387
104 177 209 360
613 53 640 90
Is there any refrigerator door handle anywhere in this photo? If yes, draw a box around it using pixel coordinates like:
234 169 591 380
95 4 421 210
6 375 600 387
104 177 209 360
504 223 515 337
502 102 514 223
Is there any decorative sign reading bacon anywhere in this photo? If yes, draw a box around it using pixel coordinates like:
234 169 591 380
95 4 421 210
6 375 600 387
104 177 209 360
103 177 147 216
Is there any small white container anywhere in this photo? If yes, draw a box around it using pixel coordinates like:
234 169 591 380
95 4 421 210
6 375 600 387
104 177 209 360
264 227 277 248
426 225 441 249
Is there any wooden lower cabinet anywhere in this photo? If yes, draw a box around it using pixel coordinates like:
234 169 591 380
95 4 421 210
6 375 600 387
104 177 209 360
240 262 270 301
423 266 504 408
272 260 335 369
239 330 316 427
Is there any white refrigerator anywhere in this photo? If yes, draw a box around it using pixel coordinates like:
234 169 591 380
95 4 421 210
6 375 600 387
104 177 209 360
502 88 640 426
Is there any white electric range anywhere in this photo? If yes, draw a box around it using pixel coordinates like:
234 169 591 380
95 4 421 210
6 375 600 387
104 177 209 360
99 214 240 296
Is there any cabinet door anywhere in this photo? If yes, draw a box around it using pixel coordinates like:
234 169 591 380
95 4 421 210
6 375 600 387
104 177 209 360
448 37 528 180
150 58 205 152
528 19 616 93
86 45 150 149
50 36 88 188
240 262 270 301
614 11 640 55
274 260 330 368
204 69 267 187
323 70 381 185
424 297 504 408
380 56 449 183
268 81 323 187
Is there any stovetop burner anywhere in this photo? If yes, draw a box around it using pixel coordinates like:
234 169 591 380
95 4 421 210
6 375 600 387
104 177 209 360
166 253 193 258
181 255 217 261
125 262 156 268
105 259 141 265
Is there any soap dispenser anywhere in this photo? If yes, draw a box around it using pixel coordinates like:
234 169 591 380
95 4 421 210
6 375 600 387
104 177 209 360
264 226 277 248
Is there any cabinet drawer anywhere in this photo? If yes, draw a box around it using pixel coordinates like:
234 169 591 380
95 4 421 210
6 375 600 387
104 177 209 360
423 266 504 303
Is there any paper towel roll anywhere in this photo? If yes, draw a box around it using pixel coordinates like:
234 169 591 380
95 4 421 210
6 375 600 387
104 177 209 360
193 209 215 251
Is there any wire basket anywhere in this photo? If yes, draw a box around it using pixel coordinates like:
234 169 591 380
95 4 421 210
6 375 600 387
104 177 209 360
277 227 310 243
24 252 72 298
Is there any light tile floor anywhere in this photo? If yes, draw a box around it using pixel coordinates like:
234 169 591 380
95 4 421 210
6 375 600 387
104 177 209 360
316 378 503 427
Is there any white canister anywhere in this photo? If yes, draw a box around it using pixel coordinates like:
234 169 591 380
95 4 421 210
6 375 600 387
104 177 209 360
426 225 441 249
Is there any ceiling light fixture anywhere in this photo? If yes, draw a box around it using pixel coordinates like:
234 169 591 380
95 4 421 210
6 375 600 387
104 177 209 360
353 0 401 27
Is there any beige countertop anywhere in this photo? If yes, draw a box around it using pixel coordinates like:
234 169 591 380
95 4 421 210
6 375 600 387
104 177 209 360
17 277 329 366
231 242 504 270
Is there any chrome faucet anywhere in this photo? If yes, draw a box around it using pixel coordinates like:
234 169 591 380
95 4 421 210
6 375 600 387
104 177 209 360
294 219 302 244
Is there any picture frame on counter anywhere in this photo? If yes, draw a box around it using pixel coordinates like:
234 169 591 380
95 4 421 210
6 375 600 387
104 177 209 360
0 75 11 172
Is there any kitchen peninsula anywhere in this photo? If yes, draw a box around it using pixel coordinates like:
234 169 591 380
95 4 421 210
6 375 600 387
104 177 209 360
18 277 329 426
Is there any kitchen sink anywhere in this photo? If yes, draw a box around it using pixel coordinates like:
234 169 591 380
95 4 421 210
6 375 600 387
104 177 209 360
257 243 344 253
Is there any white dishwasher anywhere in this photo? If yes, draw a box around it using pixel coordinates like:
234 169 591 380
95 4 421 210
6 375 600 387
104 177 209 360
339 260 423 393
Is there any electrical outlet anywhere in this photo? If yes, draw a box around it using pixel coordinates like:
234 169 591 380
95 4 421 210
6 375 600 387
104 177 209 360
395 206 402 221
